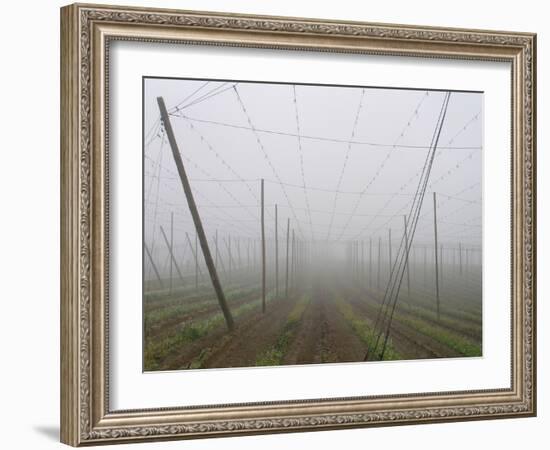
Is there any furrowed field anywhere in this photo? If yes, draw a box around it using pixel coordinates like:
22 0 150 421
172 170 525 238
143 250 482 371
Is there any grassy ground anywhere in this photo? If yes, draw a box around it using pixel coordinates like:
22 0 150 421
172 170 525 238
143 271 482 371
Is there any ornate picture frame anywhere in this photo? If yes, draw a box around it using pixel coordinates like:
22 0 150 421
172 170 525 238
60 3 536 446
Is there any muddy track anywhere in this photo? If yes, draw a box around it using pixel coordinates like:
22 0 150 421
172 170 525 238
282 290 324 365
282 283 367 365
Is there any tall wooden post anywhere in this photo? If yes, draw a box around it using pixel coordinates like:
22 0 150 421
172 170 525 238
236 238 241 270
403 215 411 297
275 204 279 298
261 179 266 313
433 192 440 320
285 218 290 297
157 97 234 330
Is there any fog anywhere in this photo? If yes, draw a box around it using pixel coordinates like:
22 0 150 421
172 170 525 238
143 78 482 288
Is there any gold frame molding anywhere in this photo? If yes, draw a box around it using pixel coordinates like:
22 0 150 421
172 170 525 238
60 3 536 446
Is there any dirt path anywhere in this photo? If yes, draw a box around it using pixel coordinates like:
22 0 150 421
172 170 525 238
282 281 366 365
149 271 479 371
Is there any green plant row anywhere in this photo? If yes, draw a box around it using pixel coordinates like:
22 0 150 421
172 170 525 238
144 289 277 370
144 280 261 312
357 291 482 356
394 315 481 357
335 297 401 361
145 285 262 326
255 294 311 366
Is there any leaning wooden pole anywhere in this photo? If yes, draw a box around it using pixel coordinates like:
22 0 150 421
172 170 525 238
157 97 234 330
185 232 204 279
261 179 266 313
144 242 163 289
214 234 227 277
433 192 441 321
223 238 238 277
159 225 185 283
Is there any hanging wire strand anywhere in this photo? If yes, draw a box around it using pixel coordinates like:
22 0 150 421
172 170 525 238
350 110 482 242
292 85 315 239
173 115 481 150
366 91 452 361
232 84 305 239
335 91 431 241
326 88 366 241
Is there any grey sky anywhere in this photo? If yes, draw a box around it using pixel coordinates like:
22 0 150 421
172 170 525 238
143 78 482 273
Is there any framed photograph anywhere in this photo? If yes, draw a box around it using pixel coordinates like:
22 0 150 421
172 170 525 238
60 3 536 446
